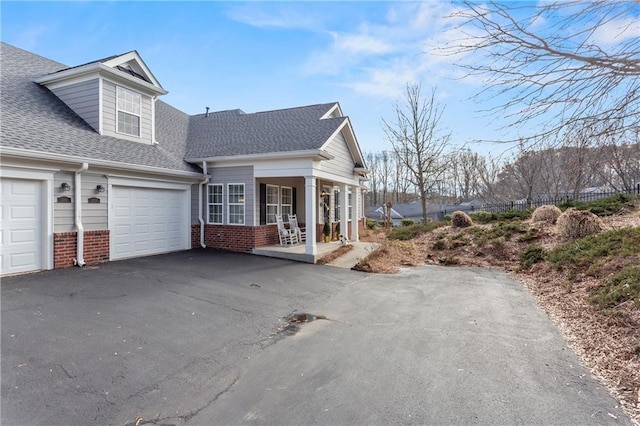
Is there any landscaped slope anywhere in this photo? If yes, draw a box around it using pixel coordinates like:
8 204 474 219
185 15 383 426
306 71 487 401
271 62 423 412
357 195 640 423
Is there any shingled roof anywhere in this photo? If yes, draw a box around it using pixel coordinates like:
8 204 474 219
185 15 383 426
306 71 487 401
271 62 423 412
1 43 353 172
184 104 347 159
0 43 198 173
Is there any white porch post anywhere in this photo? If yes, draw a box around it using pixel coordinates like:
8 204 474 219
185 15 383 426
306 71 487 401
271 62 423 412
340 184 348 240
305 176 317 256
351 187 359 241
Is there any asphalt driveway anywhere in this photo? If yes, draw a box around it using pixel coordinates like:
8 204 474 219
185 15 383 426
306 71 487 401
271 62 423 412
1 250 631 425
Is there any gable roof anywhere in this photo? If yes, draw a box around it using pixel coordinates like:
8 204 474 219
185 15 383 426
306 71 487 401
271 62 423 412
184 104 348 159
1 42 367 174
0 43 196 174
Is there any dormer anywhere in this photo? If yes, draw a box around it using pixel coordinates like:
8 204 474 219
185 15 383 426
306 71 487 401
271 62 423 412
35 51 167 145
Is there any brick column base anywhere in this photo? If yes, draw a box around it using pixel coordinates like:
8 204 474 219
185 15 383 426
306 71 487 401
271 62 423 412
54 230 110 268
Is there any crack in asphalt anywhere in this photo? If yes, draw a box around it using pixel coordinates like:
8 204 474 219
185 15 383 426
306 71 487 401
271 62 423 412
163 289 253 316
129 374 241 426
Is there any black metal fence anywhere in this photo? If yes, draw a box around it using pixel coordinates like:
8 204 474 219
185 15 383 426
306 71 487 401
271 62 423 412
477 185 640 214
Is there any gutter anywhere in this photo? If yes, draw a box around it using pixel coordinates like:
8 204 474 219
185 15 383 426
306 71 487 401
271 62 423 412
198 162 209 248
74 162 89 267
2 147 202 179
184 149 334 164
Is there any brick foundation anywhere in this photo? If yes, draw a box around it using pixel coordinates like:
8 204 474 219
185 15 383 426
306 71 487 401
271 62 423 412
192 218 366 253
54 230 110 268
194 224 280 253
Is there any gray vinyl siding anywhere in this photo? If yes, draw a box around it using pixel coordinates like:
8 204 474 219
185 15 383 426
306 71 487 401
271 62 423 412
81 174 108 231
191 184 200 225
101 79 153 144
208 166 255 226
53 172 108 233
322 131 355 180
51 79 100 132
53 171 75 233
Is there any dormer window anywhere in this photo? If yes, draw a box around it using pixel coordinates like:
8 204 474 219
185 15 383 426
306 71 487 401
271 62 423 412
117 86 141 137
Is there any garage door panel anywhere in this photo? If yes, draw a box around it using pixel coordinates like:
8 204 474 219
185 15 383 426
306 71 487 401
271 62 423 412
111 186 187 260
1 178 42 275
10 228 37 243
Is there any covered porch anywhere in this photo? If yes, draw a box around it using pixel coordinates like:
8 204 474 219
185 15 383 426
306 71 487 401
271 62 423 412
253 172 365 263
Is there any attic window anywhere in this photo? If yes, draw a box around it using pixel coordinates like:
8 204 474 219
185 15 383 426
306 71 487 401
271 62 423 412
117 86 141 137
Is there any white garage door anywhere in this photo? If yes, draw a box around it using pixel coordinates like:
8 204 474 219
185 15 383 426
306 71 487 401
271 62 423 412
0 178 43 275
111 186 187 260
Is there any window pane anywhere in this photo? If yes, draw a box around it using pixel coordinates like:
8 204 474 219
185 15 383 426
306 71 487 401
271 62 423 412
281 187 292 204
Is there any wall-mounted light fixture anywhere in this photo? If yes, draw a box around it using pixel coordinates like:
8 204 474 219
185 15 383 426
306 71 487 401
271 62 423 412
96 184 105 193
60 182 71 192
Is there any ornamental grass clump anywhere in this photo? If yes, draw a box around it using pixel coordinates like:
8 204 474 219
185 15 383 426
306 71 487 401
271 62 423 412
531 205 562 224
556 208 604 240
451 210 473 228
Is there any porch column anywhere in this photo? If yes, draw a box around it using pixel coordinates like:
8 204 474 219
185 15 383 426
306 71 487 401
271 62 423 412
305 176 317 256
340 184 349 241
351 187 359 241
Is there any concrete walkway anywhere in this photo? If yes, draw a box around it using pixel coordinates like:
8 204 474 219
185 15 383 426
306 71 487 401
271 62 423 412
326 241 380 268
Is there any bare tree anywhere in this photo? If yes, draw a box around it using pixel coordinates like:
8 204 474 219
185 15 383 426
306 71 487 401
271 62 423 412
446 0 640 144
365 152 380 207
382 83 452 222
380 150 394 204
452 148 485 201
392 150 413 203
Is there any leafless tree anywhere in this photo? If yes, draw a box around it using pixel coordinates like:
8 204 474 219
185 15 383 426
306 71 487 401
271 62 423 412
365 152 380 207
445 0 640 144
382 83 452 222
380 150 394 204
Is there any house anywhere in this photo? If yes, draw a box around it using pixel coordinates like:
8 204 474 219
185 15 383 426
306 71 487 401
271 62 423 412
0 43 368 276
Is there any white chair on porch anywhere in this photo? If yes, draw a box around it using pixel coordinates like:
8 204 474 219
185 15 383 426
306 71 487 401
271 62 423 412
276 214 298 246
289 214 306 243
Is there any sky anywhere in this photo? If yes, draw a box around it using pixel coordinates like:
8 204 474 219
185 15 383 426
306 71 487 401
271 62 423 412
1 1 637 158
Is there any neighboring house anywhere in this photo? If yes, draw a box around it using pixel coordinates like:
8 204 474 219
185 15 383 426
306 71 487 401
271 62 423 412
0 43 368 275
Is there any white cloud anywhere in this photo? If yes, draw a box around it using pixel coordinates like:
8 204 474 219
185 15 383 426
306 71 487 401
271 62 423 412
329 32 394 55
226 4 322 31
590 16 640 46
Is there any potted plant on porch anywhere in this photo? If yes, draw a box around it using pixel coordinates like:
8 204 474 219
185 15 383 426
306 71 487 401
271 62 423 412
323 222 331 243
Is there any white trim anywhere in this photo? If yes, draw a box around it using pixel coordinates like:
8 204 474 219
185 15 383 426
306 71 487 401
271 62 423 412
226 183 245 226
116 86 142 137
186 149 333 163
265 184 279 224
280 186 293 220
207 183 224 225
320 103 342 119
98 77 104 134
108 177 191 190
1 147 202 179
36 62 167 96
107 179 191 260
0 168 55 272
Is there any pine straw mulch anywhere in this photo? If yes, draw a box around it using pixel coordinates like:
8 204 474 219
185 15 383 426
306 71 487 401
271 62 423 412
357 211 640 424
316 244 354 264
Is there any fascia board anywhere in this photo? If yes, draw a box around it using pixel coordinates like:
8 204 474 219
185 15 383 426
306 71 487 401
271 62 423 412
35 63 167 96
1 147 202 180
319 118 366 167
102 51 164 90
320 102 341 119
185 149 334 164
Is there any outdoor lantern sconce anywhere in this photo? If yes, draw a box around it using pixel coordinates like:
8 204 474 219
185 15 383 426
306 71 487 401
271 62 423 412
96 184 105 193
60 182 71 192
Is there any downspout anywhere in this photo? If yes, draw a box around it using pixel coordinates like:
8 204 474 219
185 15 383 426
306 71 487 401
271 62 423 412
74 162 89 267
198 162 208 248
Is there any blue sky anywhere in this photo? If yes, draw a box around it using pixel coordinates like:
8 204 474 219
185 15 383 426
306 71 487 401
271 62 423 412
1 1 636 157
